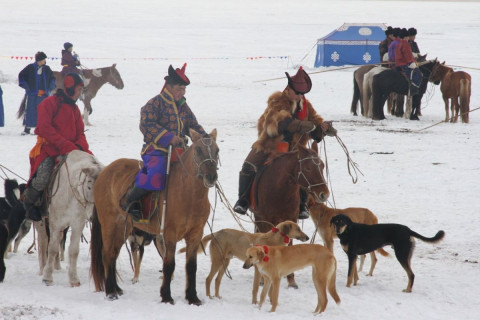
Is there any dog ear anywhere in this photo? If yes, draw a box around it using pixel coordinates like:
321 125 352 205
280 222 292 235
257 249 265 261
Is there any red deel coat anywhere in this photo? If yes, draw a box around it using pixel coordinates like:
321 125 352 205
394 39 416 67
29 95 92 178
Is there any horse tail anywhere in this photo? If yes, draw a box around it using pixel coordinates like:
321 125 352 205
17 95 27 119
459 78 471 123
350 74 360 115
177 234 212 254
90 206 105 291
362 73 370 117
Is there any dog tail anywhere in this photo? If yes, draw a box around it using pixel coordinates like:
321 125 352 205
327 256 341 305
4 179 21 207
410 229 445 243
177 234 213 254
376 248 389 257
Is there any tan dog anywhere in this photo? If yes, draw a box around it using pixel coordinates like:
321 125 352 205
309 201 389 279
243 244 341 314
179 221 308 300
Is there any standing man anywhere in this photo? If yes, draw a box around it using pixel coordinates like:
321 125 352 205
18 51 56 135
122 63 207 221
22 73 92 221
233 67 336 219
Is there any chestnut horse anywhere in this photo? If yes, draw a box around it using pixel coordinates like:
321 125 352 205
429 62 471 123
250 142 329 288
53 64 124 126
90 129 219 304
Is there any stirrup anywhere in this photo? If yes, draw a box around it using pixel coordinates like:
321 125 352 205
26 206 42 222
298 205 310 220
123 202 142 222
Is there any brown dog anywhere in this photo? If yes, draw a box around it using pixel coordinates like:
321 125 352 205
309 201 389 280
179 220 309 300
243 244 340 314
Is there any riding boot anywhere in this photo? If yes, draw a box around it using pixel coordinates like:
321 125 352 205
122 186 150 221
233 171 255 215
298 189 310 220
22 187 42 221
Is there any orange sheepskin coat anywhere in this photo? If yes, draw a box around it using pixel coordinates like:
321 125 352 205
253 91 325 154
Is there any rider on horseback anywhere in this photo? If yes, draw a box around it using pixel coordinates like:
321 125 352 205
233 67 337 219
61 42 81 77
22 73 93 221
123 63 207 221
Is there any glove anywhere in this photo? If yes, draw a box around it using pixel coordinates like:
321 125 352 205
170 135 185 147
287 119 316 134
322 121 337 137
408 62 417 69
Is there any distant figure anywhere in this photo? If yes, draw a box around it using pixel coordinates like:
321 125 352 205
61 42 81 76
18 51 56 135
379 26 394 64
0 85 4 127
407 28 421 58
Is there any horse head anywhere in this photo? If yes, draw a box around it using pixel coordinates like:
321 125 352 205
189 128 219 188
295 142 329 204
107 64 124 89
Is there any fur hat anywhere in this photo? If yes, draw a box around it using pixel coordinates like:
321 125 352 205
64 42 73 50
164 63 190 86
285 67 312 94
392 27 401 38
385 26 394 36
407 28 417 36
35 51 47 62
64 73 84 96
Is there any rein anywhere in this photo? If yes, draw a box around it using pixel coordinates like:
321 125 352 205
176 136 219 182
296 153 326 193
63 160 92 208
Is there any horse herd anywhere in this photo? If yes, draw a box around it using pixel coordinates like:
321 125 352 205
350 59 472 123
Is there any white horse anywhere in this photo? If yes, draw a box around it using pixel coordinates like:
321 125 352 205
37 150 103 286
363 66 388 118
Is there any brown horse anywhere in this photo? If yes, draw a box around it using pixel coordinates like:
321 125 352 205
250 142 329 288
429 62 471 123
351 65 375 116
53 64 124 125
90 129 219 304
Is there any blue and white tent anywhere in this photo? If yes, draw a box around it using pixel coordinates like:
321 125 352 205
314 23 387 67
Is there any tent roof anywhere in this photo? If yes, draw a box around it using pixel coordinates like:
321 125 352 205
318 23 387 42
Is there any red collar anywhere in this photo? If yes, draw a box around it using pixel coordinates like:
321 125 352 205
272 227 290 244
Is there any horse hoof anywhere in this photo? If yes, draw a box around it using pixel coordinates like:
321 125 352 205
188 298 202 306
42 279 53 286
287 284 299 289
70 282 81 287
106 294 118 301
161 297 175 305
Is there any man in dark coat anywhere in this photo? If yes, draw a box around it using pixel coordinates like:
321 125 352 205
61 42 81 76
18 52 56 135
122 63 207 221
379 26 394 64
407 27 421 58
22 73 92 221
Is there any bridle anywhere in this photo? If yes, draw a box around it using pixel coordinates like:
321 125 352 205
296 152 326 193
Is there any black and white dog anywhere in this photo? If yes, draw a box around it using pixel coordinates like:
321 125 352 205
1 179 28 282
330 214 445 292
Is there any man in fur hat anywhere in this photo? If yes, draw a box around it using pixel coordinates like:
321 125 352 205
18 51 56 135
379 26 394 63
233 67 336 219
123 63 206 221
23 73 92 221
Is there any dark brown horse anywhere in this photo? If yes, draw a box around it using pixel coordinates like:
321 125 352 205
53 64 124 125
429 62 471 123
250 142 329 287
90 129 219 304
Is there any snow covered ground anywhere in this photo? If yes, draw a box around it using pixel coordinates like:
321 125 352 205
1 0 479 319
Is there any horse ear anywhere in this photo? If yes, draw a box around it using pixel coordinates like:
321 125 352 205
442 61 445 65
209 128 217 141
112 63 116 68
82 166 101 178
312 141 318 154
189 129 201 142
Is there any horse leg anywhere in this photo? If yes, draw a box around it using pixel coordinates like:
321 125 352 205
35 221 49 276
396 95 405 117
160 239 177 304
184 239 202 305
444 97 450 122
42 228 63 286
67 224 83 287
452 97 460 123
82 99 92 126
